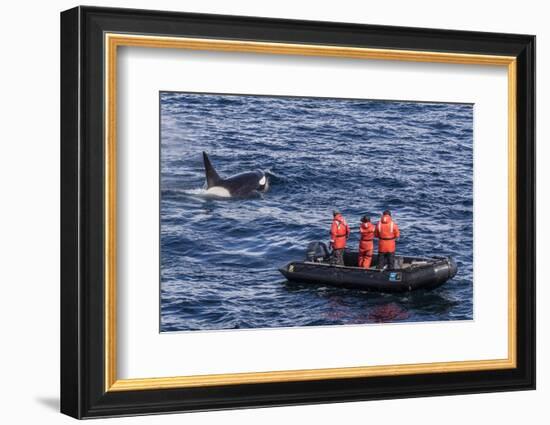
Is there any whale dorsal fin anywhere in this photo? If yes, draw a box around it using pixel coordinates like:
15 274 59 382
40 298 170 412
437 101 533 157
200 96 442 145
203 151 222 188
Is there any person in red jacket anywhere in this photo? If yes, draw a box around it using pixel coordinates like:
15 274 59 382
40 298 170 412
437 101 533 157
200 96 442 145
330 210 350 266
374 210 400 270
358 215 375 268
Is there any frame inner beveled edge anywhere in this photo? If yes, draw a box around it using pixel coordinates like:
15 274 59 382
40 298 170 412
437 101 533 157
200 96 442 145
104 33 518 392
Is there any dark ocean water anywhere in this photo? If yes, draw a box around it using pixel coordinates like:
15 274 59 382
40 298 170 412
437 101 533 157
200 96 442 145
160 92 473 332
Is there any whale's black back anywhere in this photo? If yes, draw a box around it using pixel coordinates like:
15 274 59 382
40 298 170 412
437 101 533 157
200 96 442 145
221 171 264 197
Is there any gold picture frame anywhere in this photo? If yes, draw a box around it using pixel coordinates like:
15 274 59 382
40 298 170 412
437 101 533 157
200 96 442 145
104 33 517 392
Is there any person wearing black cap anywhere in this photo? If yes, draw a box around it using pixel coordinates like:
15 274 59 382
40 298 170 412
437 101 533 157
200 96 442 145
329 210 350 266
374 210 400 270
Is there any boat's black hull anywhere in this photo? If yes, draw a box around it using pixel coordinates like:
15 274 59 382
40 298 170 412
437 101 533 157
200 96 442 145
279 254 457 293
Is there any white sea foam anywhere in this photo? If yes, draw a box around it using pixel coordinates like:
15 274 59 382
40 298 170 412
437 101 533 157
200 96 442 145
184 188 208 195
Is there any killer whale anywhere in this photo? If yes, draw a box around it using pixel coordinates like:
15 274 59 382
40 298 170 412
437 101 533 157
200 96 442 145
202 151 268 198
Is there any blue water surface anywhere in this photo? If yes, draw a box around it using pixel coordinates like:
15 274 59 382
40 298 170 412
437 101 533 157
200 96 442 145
160 92 473 332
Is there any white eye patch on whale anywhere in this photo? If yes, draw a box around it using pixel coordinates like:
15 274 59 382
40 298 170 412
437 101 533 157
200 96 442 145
202 151 269 198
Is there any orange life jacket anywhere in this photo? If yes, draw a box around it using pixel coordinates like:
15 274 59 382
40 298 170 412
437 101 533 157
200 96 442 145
330 214 350 249
375 214 400 253
359 222 375 252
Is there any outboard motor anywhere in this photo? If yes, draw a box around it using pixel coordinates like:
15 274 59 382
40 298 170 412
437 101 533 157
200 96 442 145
305 241 330 263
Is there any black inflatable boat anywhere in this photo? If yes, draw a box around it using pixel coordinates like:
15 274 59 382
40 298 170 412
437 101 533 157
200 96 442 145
279 241 458 293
